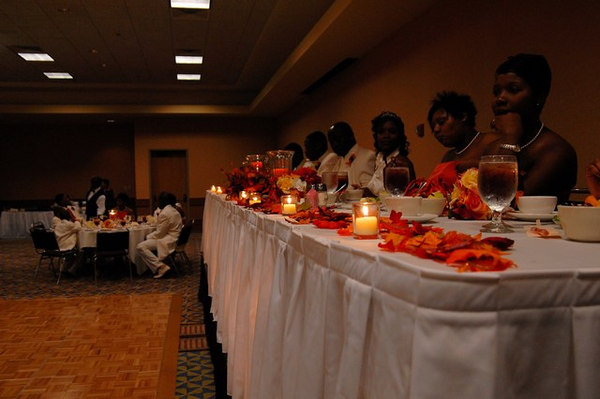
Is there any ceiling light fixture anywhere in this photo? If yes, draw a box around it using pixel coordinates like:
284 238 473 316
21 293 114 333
18 52 54 61
44 72 73 79
175 55 204 64
177 74 201 81
170 0 210 9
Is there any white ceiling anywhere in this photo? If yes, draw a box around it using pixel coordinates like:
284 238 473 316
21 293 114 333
0 0 435 119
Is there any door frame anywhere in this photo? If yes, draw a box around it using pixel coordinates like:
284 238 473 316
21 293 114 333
149 149 189 216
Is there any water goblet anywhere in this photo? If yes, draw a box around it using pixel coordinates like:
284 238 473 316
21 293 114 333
383 166 410 196
478 155 518 233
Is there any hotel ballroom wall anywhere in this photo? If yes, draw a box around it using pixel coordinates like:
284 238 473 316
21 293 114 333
276 0 600 189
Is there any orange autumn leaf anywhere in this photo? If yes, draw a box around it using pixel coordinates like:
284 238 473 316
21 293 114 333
585 195 599 207
446 248 515 272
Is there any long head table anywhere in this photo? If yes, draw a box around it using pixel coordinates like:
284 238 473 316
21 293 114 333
201 192 600 399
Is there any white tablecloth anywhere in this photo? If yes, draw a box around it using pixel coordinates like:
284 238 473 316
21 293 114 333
0 210 54 238
78 225 154 274
202 192 600 399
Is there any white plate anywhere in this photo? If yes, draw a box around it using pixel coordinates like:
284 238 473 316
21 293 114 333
403 213 438 223
507 211 557 222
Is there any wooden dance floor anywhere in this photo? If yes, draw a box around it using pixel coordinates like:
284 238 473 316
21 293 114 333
0 293 181 398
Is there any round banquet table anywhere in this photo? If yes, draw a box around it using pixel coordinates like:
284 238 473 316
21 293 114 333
202 192 600 399
0 210 54 238
78 225 155 274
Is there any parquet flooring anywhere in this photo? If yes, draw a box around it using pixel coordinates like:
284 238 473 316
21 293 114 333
0 293 182 398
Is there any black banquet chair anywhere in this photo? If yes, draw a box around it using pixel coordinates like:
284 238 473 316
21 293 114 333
166 219 194 273
93 231 131 283
30 226 76 284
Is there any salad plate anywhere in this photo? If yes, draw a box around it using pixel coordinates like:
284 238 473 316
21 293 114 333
507 211 557 222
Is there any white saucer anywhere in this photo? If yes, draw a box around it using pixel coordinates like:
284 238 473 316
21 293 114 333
507 211 557 222
403 213 438 223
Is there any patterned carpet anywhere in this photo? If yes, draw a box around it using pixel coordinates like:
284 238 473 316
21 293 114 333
0 232 216 399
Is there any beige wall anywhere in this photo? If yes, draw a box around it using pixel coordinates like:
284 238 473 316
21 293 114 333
276 0 600 188
134 117 276 200
0 122 134 204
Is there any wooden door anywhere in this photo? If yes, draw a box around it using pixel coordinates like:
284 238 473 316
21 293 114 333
150 150 188 215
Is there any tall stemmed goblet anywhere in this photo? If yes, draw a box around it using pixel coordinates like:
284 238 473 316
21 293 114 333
383 166 410 196
477 155 518 233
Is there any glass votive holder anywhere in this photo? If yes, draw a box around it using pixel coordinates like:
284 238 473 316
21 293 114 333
246 154 265 172
352 202 379 239
216 186 223 194
210 185 217 193
239 190 249 200
281 194 298 215
249 192 262 205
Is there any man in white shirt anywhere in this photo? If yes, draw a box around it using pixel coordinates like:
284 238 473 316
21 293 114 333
318 121 375 188
137 191 183 279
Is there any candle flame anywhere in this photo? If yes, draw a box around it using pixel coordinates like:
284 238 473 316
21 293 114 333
362 205 369 216
286 196 292 204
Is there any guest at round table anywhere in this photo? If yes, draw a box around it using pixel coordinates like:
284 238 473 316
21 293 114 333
52 193 78 222
110 192 134 220
318 121 375 188
51 203 82 274
137 192 182 279
586 159 600 198
485 53 577 203
366 111 415 196
298 130 330 170
85 176 106 220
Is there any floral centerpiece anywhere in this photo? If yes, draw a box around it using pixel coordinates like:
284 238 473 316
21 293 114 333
223 164 320 213
448 168 490 220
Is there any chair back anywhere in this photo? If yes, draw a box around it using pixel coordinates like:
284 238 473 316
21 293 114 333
96 231 129 253
177 221 193 246
30 229 60 251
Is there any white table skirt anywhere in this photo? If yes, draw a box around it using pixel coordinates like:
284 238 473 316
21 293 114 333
0 211 54 238
78 226 154 274
201 192 600 399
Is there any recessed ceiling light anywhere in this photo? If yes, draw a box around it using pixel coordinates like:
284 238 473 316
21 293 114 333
18 52 54 62
170 0 210 9
175 55 203 64
177 74 201 81
44 72 73 79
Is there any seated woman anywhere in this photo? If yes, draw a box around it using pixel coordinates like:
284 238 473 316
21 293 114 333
51 204 82 274
110 192 135 220
485 53 577 203
366 111 415 196
586 159 600 199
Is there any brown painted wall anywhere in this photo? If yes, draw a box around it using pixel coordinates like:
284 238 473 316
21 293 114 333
276 0 600 188
0 122 135 207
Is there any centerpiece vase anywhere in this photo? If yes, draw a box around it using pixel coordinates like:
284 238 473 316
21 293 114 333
267 150 294 178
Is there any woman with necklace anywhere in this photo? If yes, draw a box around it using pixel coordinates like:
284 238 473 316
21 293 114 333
486 53 577 203
424 91 500 195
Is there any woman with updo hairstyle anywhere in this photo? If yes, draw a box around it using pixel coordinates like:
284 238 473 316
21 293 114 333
485 53 577 203
366 111 415 196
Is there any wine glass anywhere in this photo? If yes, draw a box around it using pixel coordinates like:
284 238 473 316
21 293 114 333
322 172 339 194
383 166 410 196
477 155 518 233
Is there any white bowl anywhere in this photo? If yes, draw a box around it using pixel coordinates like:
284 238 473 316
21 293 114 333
517 196 557 214
557 205 600 242
421 197 446 216
384 196 422 216
342 188 364 202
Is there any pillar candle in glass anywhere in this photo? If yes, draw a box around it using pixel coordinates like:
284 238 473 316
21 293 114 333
281 194 298 215
352 202 379 239
246 154 265 172
249 192 262 205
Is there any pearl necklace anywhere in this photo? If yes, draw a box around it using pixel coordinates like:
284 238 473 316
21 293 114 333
454 131 481 155
520 123 545 150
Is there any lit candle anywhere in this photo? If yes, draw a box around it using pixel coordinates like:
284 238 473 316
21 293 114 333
250 161 263 171
109 209 117 220
240 190 249 200
353 202 379 239
210 185 217 192
216 186 223 194
249 193 262 205
281 195 297 215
